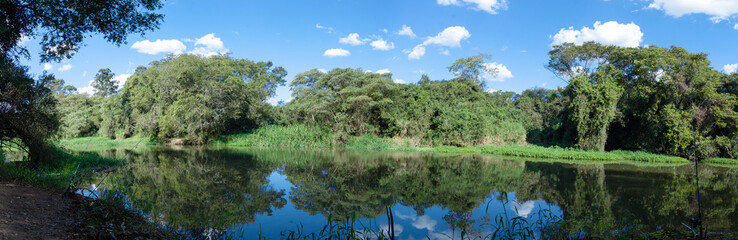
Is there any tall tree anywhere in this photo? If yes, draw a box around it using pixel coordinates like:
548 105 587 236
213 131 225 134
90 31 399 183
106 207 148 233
124 54 287 143
1 0 164 164
447 53 495 87
92 68 118 96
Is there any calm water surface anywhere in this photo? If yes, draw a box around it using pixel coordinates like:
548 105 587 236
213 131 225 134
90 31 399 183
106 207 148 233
80 148 738 239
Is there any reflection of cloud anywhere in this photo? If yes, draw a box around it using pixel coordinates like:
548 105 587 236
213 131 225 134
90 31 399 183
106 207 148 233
412 215 437 231
394 211 416 221
510 200 535 218
380 224 403 237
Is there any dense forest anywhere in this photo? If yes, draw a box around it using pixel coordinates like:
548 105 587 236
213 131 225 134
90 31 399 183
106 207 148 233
34 43 738 160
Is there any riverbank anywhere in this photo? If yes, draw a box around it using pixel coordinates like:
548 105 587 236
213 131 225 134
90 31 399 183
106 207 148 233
0 148 178 239
55 133 696 165
55 137 158 151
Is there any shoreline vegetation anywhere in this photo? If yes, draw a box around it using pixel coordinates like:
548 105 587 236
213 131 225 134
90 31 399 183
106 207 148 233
34 46 738 170
56 124 692 165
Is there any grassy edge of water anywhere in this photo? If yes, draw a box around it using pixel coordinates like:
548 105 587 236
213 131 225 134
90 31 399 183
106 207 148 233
0 146 181 239
704 157 738 168
55 136 158 151
57 132 691 165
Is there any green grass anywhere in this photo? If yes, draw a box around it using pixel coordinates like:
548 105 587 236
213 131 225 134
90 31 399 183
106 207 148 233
56 136 157 151
434 145 689 164
704 157 738 167
212 124 335 148
56 125 690 165
0 146 121 189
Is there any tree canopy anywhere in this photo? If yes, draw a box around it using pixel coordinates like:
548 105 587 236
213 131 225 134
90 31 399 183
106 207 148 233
0 0 164 164
1 0 164 61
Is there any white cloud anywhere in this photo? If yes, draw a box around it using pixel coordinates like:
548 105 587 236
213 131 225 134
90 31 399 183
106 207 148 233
648 0 738 22
510 200 536 218
112 74 132 88
189 33 228 57
43 63 53 71
368 69 403 83
397 25 416 38
323 48 350 57
551 21 643 48
423 26 471 47
131 39 186 55
735 24 738 30
195 33 224 50
438 0 508 14
381 28 389 33
370 38 394 51
339 33 369 45
82 71 87 77
407 26 470 59
58 64 72 71
317 68 328 73
77 80 95 95
440 49 450 55
724 63 738 74
376 69 391 74
316 23 334 33
482 62 513 82
412 215 437 231
407 45 426 60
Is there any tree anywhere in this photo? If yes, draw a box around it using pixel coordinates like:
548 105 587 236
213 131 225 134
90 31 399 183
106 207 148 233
124 54 287 143
286 68 395 141
447 53 495 87
0 57 59 164
92 68 118 96
567 66 623 151
1 0 164 164
545 42 738 157
1 0 164 61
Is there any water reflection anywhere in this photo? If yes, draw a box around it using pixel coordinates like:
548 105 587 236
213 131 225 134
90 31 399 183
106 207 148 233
85 148 738 239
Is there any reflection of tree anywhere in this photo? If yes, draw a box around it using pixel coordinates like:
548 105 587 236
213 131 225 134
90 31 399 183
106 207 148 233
652 165 738 232
89 147 738 237
95 149 286 235
562 165 617 235
278 152 530 219
525 162 738 235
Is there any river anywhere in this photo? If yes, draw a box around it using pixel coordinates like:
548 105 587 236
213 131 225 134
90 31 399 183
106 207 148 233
79 147 738 239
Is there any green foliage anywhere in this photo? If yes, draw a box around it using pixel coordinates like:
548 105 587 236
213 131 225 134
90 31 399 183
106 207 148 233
56 94 103 138
92 68 118 97
284 56 527 147
568 66 623 151
447 53 494 87
704 157 738 167
124 54 287 143
0 57 59 164
56 136 157 151
342 134 391 150
1 0 163 61
0 146 120 189
212 124 334 148
285 68 395 140
473 145 687 163
544 42 738 158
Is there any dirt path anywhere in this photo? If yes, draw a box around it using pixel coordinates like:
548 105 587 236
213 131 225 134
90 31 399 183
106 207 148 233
0 182 73 240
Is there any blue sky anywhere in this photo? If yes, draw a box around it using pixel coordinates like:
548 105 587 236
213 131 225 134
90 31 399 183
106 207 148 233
18 0 738 104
